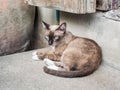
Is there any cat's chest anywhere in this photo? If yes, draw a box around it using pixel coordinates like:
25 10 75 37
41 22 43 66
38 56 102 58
51 46 55 51
54 44 68 53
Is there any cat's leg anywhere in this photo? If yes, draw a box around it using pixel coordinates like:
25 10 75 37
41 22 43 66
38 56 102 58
44 58 55 66
46 64 69 71
58 51 74 71
45 52 61 61
44 58 59 70
32 49 61 61
37 50 61 61
32 49 49 60
47 65 59 70
44 58 62 66
44 58 69 71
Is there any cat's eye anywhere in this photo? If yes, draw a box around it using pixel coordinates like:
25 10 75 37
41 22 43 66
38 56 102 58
54 36 60 41
45 36 49 40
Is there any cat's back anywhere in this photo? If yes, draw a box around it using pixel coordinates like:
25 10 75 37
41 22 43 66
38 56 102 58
68 36 100 47
66 36 101 56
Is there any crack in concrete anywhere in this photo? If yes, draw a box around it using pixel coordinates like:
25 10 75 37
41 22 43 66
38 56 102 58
104 61 120 72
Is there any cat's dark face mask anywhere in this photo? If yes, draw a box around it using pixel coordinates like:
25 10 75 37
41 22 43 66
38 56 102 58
48 36 53 45
42 21 66 46
45 35 60 45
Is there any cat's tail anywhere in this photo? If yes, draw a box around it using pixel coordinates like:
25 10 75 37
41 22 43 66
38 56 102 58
43 66 95 78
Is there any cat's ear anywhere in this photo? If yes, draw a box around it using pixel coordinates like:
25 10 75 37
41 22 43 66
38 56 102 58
56 22 66 33
42 21 50 30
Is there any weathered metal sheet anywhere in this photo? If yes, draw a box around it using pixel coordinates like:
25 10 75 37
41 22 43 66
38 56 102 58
97 0 120 11
25 0 96 14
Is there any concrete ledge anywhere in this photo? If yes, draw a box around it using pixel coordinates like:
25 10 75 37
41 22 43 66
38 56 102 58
0 49 120 90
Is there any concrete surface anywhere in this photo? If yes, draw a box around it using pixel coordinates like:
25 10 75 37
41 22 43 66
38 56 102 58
0 49 120 90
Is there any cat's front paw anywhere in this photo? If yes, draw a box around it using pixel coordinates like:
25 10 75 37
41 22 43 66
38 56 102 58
32 51 37 56
32 51 45 60
32 51 40 61
44 58 55 66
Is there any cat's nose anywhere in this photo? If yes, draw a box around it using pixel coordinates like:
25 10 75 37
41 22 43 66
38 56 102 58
48 40 53 45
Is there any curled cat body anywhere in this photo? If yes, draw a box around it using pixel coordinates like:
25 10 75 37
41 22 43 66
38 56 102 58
32 21 102 78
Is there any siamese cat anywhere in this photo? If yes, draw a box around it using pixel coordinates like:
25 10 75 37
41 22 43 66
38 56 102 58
32 21 102 77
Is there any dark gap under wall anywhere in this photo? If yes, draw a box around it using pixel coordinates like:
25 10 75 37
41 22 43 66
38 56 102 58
28 7 39 50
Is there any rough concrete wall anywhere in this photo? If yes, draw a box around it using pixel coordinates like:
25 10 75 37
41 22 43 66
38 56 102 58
32 8 56 49
60 11 120 69
0 0 35 55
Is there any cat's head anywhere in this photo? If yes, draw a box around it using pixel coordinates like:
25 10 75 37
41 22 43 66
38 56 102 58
42 21 66 46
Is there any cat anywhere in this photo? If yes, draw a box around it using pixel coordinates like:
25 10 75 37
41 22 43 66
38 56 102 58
32 21 102 77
